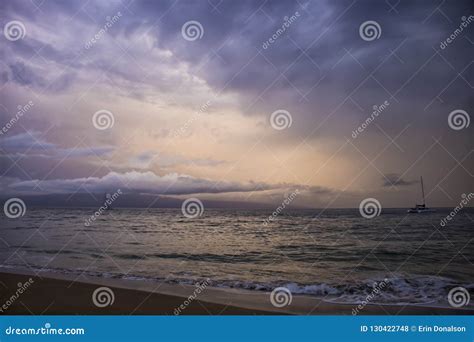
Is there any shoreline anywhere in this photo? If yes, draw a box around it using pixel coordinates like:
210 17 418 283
0 270 275 315
1 269 473 315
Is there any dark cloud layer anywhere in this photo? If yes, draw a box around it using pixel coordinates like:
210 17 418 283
7 170 302 196
382 173 418 187
0 0 472 206
3 0 472 133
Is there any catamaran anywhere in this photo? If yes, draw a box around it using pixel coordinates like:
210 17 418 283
407 176 436 213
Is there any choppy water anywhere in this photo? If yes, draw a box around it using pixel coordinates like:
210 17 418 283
1 208 473 307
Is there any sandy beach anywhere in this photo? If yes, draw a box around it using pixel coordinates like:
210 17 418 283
1 270 472 315
0 271 275 315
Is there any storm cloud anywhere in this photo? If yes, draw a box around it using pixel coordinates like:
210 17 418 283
0 0 472 207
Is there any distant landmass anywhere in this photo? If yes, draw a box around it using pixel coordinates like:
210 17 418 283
0 193 278 209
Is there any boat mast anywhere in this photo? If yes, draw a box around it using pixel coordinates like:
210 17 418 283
420 176 425 206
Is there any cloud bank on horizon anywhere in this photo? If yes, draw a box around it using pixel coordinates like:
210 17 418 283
0 0 472 207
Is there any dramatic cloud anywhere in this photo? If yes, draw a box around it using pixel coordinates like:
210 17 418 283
0 131 114 158
129 151 226 169
8 170 293 195
0 0 472 207
382 173 418 187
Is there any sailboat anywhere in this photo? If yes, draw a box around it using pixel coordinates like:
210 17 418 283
407 176 436 213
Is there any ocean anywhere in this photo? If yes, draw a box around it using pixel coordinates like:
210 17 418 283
1 207 473 308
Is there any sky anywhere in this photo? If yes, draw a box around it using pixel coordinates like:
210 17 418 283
0 0 473 208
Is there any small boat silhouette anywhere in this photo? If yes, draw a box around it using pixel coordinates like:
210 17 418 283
407 176 436 213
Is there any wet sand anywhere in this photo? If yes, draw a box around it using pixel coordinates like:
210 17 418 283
0 271 472 315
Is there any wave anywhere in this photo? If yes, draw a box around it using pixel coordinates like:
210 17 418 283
207 275 473 307
1 264 471 308
114 251 273 263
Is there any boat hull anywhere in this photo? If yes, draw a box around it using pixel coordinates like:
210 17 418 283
407 208 436 213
